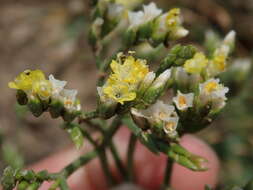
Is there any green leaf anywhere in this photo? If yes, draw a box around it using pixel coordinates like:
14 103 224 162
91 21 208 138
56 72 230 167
68 127 84 149
157 142 208 171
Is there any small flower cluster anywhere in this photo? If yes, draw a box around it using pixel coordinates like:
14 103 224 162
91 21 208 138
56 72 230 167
97 52 171 118
127 2 188 46
89 1 188 49
9 70 81 121
129 32 235 141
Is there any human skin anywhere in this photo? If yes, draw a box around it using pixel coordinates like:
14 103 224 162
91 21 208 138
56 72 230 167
30 127 219 190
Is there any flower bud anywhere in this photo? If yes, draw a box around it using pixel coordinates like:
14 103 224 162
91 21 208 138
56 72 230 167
156 44 197 75
26 182 40 190
143 69 171 104
49 99 64 119
88 18 104 48
16 90 28 105
1 167 17 190
137 71 156 97
17 181 29 190
27 97 44 117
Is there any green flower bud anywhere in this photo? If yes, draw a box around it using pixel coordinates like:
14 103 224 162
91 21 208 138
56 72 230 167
1 167 18 190
17 181 29 190
36 170 49 181
16 90 28 105
26 182 40 190
156 45 197 76
21 170 36 181
49 99 64 118
27 98 44 117
158 143 208 171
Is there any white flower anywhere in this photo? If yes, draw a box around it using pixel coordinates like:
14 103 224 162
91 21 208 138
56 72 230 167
49 74 67 98
173 90 194 111
142 2 162 22
214 30 236 57
171 27 189 39
108 3 124 20
223 30 236 48
60 89 81 111
151 69 171 89
199 78 229 109
128 11 144 28
153 8 188 40
131 100 179 137
128 2 161 28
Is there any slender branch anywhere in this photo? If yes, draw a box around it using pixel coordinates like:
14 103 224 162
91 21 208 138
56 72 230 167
79 110 99 123
109 142 128 179
126 133 137 182
160 158 173 190
61 150 98 178
98 148 117 186
83 117 128 181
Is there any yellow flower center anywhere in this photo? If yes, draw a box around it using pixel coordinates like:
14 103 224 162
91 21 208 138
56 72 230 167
165 121 176 132
103 53 149 104
159 111 167 119
212 54 226 71
183 52 208 74
204 81 218 93
178 95 187 107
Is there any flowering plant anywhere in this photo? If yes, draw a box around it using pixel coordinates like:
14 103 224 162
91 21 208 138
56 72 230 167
1 0 252 190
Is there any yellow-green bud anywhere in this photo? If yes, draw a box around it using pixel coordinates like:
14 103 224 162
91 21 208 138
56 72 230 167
17 181 29 190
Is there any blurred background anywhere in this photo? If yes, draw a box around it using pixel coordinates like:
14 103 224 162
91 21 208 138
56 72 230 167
0 0 253 189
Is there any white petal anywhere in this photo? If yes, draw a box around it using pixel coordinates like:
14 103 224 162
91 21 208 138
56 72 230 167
152 69 171 89
49 74 67 96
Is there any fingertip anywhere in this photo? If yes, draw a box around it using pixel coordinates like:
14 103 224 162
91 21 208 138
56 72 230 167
171 134 220 190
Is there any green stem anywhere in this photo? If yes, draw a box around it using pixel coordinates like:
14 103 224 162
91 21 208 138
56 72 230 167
160 158 173 190
61 150 98 178
79 110 98 122
109 142 128 179
127 133 137 182
95 115 123 186
84 117 128 181
80 124 116 186
79 127 97 147
59 177 70 190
